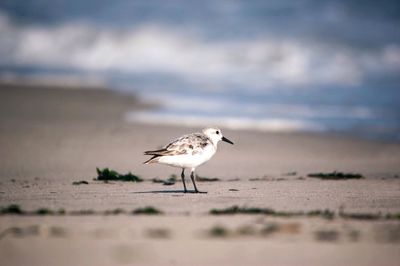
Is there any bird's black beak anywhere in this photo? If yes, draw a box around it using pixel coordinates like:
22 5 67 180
222 136 234 145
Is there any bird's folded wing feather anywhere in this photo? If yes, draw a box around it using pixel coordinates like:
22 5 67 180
144 134 209 156
144 135 191 156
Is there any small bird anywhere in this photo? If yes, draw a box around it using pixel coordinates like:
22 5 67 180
144 127 234 193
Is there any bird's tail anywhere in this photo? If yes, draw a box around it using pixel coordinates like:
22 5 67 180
143 155 160 164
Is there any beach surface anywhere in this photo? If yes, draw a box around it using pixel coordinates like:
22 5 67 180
1 83 400 266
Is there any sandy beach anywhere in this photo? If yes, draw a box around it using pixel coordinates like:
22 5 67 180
1 83 400 266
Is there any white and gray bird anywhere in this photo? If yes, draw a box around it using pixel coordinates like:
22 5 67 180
143 127 234 193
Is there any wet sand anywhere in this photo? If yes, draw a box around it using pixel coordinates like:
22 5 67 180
0 83 400 266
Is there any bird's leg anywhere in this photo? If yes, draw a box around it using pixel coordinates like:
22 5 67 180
190 169 199 193
190 170 207 194
181 168 187 193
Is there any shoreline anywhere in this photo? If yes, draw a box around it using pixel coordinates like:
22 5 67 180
1 82 400 266
1 82 400 181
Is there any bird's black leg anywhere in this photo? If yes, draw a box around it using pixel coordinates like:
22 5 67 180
190 170 199 193
181 168 187 193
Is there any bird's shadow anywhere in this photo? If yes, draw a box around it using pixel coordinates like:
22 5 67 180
132 190 207 194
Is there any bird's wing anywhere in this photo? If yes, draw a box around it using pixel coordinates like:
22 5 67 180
144 133 210 156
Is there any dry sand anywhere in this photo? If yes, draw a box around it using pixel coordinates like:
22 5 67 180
0 83 400 266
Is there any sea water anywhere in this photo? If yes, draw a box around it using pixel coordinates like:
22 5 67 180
0 0 399 140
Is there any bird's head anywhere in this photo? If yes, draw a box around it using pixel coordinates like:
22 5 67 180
202 127 234 146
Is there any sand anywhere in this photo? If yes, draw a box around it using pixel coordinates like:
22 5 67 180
0 83 400 266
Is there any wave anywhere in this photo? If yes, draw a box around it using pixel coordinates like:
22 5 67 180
1 11 399 91
1 9 399 140
124 111 325 132
138 93 375 120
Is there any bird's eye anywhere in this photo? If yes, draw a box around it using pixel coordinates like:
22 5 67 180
216 131 219 134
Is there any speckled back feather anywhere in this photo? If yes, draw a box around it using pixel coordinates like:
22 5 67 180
143 133 212 164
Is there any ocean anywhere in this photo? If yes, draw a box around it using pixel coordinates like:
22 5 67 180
1 0 399 140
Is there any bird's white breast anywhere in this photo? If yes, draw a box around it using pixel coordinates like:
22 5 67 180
158 144 216 169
